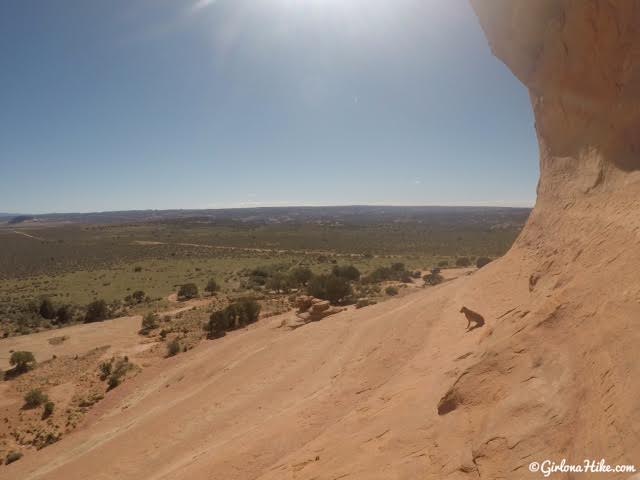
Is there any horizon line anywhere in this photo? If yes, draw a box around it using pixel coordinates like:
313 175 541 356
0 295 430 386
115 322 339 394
1 202 535 216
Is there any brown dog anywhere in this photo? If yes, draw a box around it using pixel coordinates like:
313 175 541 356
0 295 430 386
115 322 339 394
460 306 485 331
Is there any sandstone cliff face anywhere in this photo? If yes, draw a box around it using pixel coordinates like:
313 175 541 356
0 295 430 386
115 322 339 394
473 0 640 202
449 1 640 477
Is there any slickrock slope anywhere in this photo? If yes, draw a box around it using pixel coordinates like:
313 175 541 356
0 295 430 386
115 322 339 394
3 2 639 479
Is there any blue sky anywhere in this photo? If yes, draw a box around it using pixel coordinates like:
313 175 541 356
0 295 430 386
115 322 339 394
0 0 538 214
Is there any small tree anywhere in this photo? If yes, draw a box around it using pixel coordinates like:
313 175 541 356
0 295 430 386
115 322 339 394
39 298 56 320
85 299 108 323
476 257 492 269
205 278 220 295
9 351 36 373
308 274 353 305
24 389 48 409
177 283 198 301
205 311 228 339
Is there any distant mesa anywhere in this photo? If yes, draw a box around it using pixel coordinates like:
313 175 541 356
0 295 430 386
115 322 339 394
8 215 34 225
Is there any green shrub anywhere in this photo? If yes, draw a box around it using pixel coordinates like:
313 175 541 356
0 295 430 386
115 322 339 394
5 451 22 465
308 274 353 305
438 260 449 267
24 389 48 409
39 298 56 320
9 351 36 373
205 278 220 294
364 263 411 283
456 257 471 267
476 257 492 269
85 299 108 323
205 311 228 339
166 339 181 357
385 286 399 296
131 290 146 303
205 298 261 338
43 400 55 418
177 283 198 300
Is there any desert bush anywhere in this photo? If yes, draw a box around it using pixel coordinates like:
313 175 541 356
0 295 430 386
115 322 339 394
134 266 142 272
205 298 261 338
85 299 108 323
385 286 399 296
205 278 220 294
205 311 228 339
99 361 112 380
331 265 361 281
5 451 22 465
438 260 449 267
308 274 353 305
106 358 132 390
42 400 55 418
139 312 158 335
9 351 36 373
131 290 146 303
24 389 48 409
476 257 492 269
289 267 313 286
39 298 56 320
166 339 181 357
177 283 198 300
55 304 73 323
456 257 471 267
423 270 444 286
364 263 412 283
